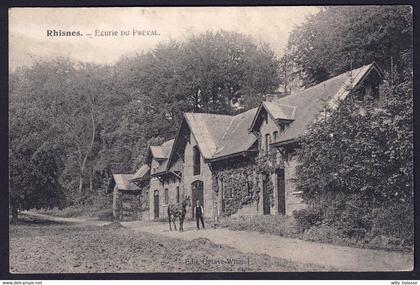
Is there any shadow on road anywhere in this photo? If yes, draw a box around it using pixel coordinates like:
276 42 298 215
11 213 73 226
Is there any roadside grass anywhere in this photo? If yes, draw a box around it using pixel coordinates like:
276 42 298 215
36 205 113 221
219 215 413 252
33 193 113 221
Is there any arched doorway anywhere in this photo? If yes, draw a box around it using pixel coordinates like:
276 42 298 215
276 169 285 215
191 180 204 218
154 190 159 218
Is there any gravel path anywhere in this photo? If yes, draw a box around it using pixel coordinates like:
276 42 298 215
122 220 413 272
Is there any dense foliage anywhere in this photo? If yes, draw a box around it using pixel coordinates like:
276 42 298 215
287 6 412 86
212 159 258 216
295 73 413 244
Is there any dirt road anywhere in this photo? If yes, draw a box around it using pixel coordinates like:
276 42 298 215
18 212 413 272
10 213 329 273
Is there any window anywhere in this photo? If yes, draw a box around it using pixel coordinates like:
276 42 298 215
265 134 271 154
176 186 180 203
278 122 289 133
273 131 278 141
145 191 149 207
164 188 169 204
193 145 200 175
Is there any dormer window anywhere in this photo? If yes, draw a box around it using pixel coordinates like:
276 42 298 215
279 122 288 132
273 131 278 141
354 69 381 103
354 83 380 103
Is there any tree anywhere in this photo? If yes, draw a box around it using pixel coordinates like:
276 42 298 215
27 58 106 200
9 29 283 215
278 51 299 96
287 6 413 87
180 31 281 113
9 68 65 221
106 30 282 171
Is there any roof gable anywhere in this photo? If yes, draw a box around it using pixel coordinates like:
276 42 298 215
166 110 258 170
184 113 233 159
149 139 174 160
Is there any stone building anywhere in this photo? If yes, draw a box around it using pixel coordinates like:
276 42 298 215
121 62 383 221
111 174 142 221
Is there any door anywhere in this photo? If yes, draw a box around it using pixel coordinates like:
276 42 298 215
262 174 271 215
154 190 159 218
191 180 204 217
276 169 286 215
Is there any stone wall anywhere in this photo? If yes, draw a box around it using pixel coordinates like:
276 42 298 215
149 175 182 220
182 133 213 219
112 186 148 221
284 156 306 215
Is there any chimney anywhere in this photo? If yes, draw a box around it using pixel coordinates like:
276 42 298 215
265 91 285 102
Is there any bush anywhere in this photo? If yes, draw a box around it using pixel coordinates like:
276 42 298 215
97 209 113 221
293 207 323 233
220 214 411 251
301 224 343 244
370 205 414 246
367 235 406 250
294 74 413 249
36 193 113 220
219 215 299 237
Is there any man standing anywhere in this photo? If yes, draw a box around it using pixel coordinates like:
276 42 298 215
195 200 205 230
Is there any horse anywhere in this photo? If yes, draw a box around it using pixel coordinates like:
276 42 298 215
167 195 191 232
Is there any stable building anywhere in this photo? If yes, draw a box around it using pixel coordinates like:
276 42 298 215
111 174 141 221
124 62 383 221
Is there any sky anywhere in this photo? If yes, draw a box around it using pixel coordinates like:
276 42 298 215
9 7 319 71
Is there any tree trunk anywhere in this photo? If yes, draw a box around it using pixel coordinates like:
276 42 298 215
89 169 93 193
11 204 18 224
78 173 83 200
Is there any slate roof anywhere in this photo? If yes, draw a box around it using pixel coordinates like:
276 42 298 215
147 139 175 176
212 108 258 159
141 62 381 176
113 174 139 191
267 63 380 144
130 164 150 181
263 101 296 121
184 113 233 159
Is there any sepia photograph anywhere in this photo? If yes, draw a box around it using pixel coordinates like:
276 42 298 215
8 6 413 274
